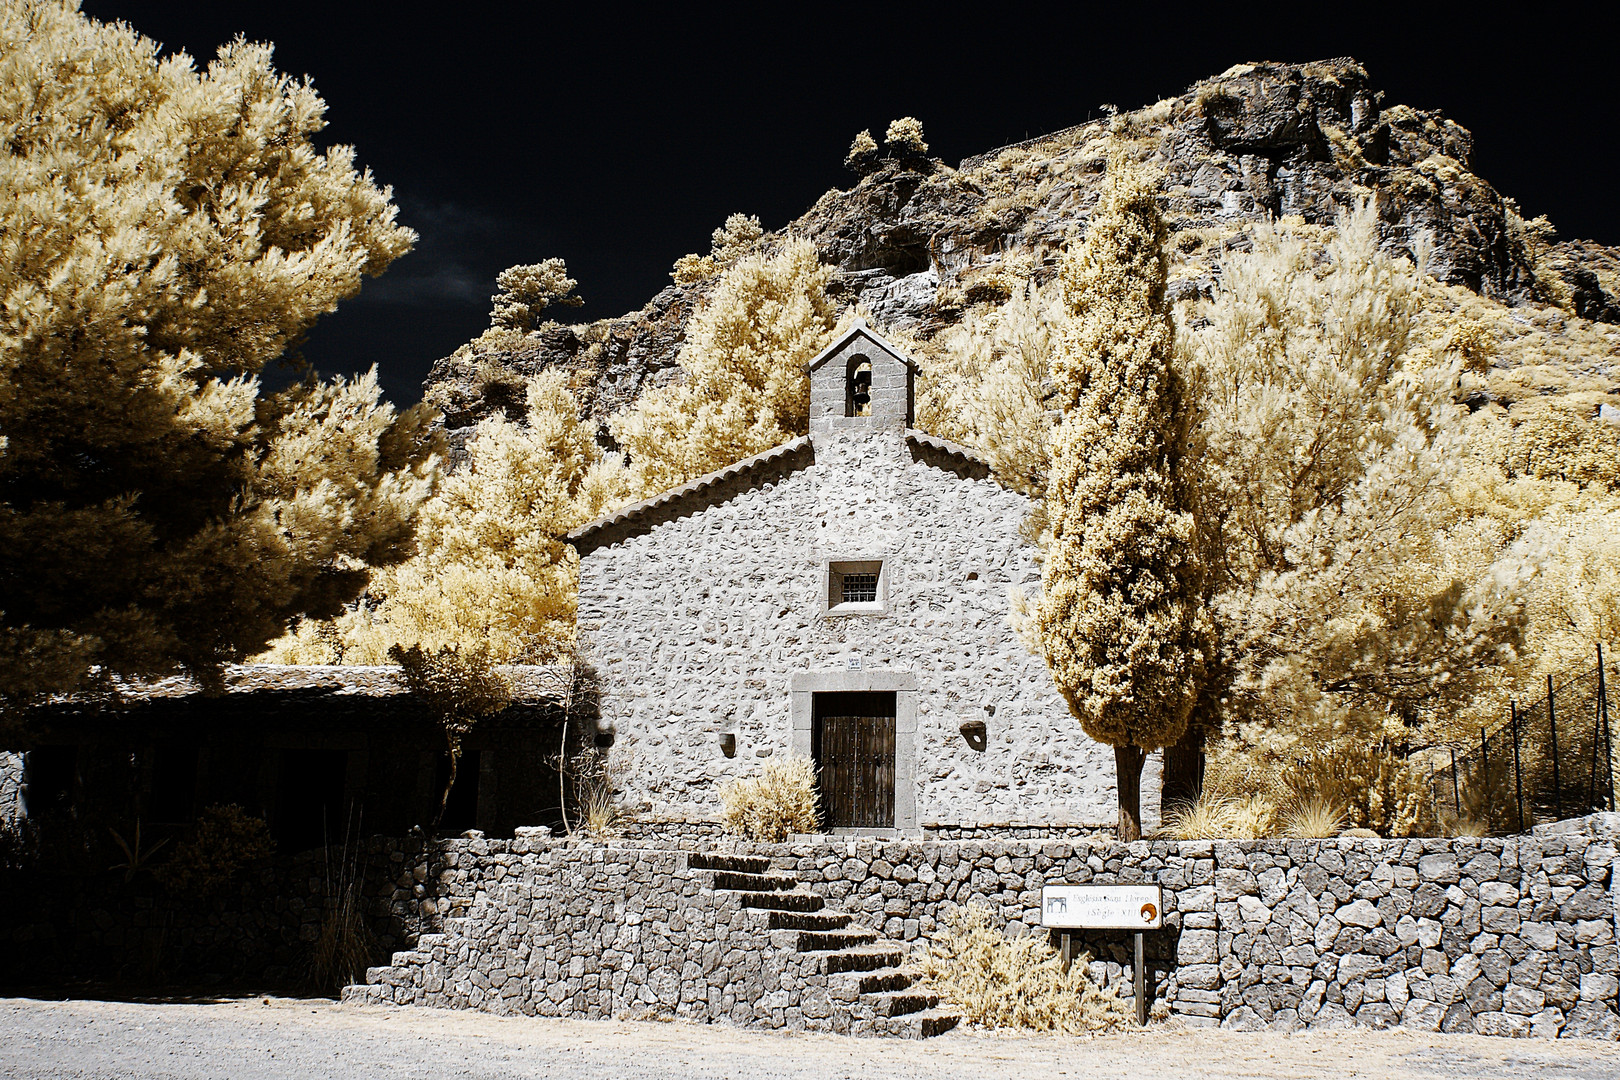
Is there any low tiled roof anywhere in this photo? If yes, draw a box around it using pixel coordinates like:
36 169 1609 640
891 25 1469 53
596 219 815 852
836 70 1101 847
904 430 992 477
94 663 570 703
566 436 814 555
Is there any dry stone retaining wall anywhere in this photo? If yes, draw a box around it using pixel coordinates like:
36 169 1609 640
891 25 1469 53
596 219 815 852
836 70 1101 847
349 817 1620 1039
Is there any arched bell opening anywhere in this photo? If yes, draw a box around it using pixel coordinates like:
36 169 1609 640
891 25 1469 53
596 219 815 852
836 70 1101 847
845 355 872 417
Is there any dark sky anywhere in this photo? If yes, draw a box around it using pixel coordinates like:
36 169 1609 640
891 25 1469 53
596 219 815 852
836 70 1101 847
83 1 1620 404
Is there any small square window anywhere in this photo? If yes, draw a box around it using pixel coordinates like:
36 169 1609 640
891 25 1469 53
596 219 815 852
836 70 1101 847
841 573 878 604
827 560 885 614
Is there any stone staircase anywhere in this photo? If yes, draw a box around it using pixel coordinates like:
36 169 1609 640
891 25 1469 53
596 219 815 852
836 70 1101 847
688 853 959 1038
346 848 958 1038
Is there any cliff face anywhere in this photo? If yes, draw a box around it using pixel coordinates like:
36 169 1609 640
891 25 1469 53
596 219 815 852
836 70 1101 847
424 59 1620 439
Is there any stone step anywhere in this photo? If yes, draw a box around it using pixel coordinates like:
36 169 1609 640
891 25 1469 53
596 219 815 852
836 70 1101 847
873 1007 961 1039
777 928 879 953
820 946 906 974
830 967 919 998
687 852 772 875
867 989 939 1018
364 965 396 985
766 909 852 932
733 889 825 912
711 870 800 892
387 950 424 968
413 933 448 949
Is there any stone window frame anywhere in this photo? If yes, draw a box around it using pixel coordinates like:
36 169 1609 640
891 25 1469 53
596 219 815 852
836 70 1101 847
789 669 917 836
822 557 894 617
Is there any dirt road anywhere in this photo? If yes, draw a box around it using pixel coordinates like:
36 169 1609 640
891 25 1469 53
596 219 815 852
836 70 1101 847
2 996 1618 1080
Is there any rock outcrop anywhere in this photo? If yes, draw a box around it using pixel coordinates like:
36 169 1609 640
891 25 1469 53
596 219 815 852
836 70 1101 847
424 58 1620 442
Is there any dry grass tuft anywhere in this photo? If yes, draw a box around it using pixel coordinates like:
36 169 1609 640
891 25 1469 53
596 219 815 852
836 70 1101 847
1447 816 1491 838
1282 797 1347 839
1165 793 1277 840
917 904 1129 1033
717 756 819 842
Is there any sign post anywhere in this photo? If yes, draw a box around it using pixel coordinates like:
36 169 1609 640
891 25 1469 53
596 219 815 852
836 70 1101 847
1041 884 1162 1026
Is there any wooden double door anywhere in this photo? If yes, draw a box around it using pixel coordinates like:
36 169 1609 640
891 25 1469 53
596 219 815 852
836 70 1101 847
812 691 896 830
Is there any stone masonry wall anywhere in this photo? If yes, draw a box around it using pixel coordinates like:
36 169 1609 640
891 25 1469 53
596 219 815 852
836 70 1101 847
349 816 1620 1039
0 752 20 821
577 424 1158 832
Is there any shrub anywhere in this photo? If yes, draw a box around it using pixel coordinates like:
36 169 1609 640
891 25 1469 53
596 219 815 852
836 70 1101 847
155 805 274 898
1281 797 1346 839
844 129 878 174
1164 793 1276 840
717 756 819 842
917 904 1128 1033
884 117 928 156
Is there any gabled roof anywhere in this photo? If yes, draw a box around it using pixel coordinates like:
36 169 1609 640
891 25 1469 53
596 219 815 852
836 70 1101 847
566 437 815 556
566 429 1004 556
805 318 919 374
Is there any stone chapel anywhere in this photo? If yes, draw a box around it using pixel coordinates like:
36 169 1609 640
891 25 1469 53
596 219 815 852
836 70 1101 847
568 321 1162 837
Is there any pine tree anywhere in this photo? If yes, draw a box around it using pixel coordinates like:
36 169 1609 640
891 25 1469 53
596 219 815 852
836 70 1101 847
0 2 435 707
1036 156 1202 841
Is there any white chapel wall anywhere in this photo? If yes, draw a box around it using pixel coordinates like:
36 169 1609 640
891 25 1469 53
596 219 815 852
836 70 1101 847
576 424 1162 833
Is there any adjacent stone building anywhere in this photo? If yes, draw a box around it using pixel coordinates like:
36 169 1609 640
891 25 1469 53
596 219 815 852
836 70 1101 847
569 321 1161 837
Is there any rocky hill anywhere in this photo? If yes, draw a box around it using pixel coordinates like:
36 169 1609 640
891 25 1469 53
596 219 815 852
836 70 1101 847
424 58 1620 444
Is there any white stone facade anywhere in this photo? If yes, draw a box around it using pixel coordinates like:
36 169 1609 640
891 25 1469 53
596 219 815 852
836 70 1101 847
572 324 1159 834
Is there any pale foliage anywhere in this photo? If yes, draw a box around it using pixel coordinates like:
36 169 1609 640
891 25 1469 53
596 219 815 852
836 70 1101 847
916 280 1063 497
488 258 582 333
917 904 1128 1033
884 117 928 155
1036 160 1201 756
717 756 819 842
0 2 435 701
1182 197 1536 770
844 129 878 172
608 239 837 502
671 213 764 284
265 372 604 664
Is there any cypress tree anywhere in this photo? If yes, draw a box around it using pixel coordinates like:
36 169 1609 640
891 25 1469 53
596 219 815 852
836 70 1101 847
1037 155 1202 841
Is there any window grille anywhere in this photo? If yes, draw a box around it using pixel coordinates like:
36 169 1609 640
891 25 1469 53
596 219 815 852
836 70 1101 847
841 572 878 604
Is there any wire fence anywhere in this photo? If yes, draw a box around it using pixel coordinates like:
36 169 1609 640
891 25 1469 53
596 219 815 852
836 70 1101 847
1429 646 1617 832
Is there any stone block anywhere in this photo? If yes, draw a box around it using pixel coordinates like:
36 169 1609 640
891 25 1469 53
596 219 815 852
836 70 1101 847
1503 984 1546 1015
1336 899 1381 928
1178 930 1218 965
1579 972 1618 1002
1562 1001 1620 1040
1474 1011 1532 1038
1400 998 1445 1031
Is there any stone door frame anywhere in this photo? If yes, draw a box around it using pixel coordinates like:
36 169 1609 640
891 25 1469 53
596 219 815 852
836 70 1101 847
790 670 917 835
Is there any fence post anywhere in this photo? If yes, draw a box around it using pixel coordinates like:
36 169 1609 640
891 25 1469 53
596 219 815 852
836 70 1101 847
1450 747 1461 818
1548 673 1562 821
1510 701 1525 832
1600 643 1614 813
1480 727 1489 816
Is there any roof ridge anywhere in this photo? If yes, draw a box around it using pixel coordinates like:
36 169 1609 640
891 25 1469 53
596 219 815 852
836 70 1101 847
567 436 814 550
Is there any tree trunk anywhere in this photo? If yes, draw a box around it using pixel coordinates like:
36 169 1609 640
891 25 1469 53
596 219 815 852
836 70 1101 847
433 738 459 832
1161 725 1204 810
1115 744 1146 842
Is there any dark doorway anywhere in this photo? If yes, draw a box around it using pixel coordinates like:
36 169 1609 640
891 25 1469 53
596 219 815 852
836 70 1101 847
273 749 349 852
812 691 896 830
22 746 76 817
147 742 199 823
434 751 480 833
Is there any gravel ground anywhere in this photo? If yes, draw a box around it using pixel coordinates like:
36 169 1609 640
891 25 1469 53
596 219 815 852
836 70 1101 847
2 997 1619 1080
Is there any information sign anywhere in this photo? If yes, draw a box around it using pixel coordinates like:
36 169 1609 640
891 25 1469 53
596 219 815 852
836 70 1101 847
1040 884 1163 931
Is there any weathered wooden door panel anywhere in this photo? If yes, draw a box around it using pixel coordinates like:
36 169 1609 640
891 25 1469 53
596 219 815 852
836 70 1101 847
813 692 896 829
